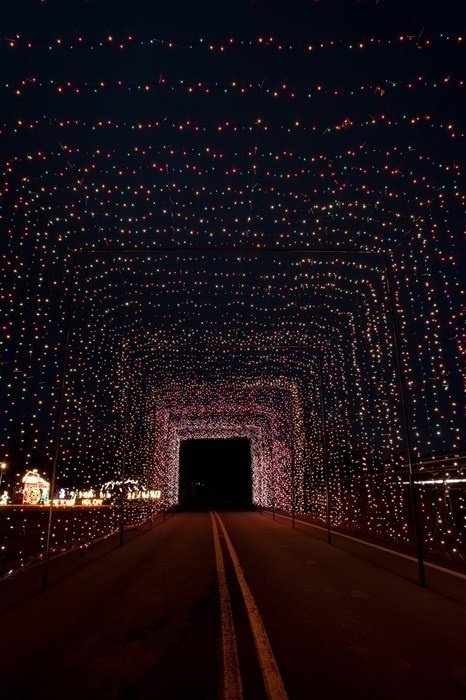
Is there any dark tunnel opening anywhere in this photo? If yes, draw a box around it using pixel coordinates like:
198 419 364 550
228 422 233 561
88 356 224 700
178 438 252 509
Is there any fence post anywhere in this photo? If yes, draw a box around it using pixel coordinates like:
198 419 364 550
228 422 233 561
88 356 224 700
42 250 78 591
119 342 131 547
317 355 332 545
382 252 426 587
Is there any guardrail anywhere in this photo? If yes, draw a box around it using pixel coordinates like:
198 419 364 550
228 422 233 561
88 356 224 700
0 504 175 584
256 461 466 584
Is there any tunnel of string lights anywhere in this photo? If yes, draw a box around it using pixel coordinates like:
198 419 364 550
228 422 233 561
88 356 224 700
1 0 464 576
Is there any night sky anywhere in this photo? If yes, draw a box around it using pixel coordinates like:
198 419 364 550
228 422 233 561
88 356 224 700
1 0 464 487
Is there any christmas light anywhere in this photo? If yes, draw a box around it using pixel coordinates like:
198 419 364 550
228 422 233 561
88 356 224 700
1 1 464 579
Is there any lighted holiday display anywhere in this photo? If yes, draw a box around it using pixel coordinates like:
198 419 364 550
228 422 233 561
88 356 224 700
1 0 464 579
21 470 50 506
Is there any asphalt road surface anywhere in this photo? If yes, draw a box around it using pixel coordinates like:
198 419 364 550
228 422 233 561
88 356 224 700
0 510 465 699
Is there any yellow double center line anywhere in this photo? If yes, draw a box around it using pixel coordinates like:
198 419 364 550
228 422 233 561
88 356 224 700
210 510 288 700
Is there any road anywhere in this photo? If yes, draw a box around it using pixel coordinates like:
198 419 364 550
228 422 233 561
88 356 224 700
0 510 465 699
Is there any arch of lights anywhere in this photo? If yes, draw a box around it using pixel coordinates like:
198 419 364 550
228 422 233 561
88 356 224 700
146 377 308 510
1 1 464 578
53 251 405 525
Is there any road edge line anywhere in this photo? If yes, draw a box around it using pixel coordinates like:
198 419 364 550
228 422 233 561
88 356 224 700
262 511 466 581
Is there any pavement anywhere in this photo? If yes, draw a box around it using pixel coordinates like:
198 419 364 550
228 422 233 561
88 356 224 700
0 510 465 700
